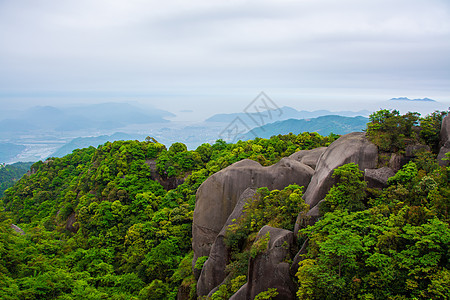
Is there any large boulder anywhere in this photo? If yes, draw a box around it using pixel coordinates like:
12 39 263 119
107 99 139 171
300 132 378 219
145 159 188 190
229 226 297 300
193 158 314 264
364 167 395 189
65 212 79 233
290 239 309 277
389 153 410 172
11 224 25 235
197 188 256 296
438 115 450 165
388 144 429 172
289 147 327 170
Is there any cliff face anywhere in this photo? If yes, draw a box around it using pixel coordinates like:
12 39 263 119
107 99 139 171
189 115 450 299
438 114 450 165
192 158 314 266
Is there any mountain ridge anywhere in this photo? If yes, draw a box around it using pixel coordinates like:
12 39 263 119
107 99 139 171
390 97 437 102
205 106 371 123
240 115 369 141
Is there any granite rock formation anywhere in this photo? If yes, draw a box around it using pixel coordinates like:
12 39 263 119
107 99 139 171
438 114 450 165
229 226 297 300
192 158 314 266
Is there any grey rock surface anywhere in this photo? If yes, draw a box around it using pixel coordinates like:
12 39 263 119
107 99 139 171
229 226 297 300
193 158 313 265
197 188 256 296
438 115 450 166
302 132 378 210
289 147 327 170
11 224 25 235
364 167 395 189
65 212 79 233
405 144 430 157
389 153 410 172
290 239 309 277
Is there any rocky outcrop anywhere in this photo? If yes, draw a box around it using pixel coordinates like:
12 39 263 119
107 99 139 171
438 115 450 165
145 159 188 190
290 239 309 277
197 188 256 296
405 144 430 157
302 132 378 210
230 226 297 300
364 167 395 189
289 147 327 170
192 158 314 265
389 153 410 172
190 119 450 300
65 212 79 233
11 224 25 235
305 201 322 225
295 132 377 234
387 144 430 172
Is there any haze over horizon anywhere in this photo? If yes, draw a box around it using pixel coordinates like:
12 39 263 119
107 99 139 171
1 0 449 121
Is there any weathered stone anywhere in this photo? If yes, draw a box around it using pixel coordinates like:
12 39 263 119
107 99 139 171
193 158 313 265
289 147 327 170
290 239 309 277
65 212 79 233
364 167 395 189
197 188 256 296
11 224 25 235
229 226 297 300
301 132 378 213
389 153 410 172
176 284 191 300
229 284 247 300
305 201 321 224
405 144 430 157
438 115 450 166
295 199 323 231
145 159 188 190
438 144 450 166
207 285 221 298
440 114 450 146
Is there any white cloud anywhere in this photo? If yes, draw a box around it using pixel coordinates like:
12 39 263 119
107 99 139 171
0 0 449 105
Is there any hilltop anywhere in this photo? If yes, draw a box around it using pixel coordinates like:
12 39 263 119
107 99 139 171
0 109 449 299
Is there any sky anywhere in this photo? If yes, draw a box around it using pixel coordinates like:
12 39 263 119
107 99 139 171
0 0 449 120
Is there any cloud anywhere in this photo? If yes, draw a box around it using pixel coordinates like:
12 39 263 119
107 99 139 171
0 0 449 101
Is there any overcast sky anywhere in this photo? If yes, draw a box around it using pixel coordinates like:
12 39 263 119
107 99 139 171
0 0 449 119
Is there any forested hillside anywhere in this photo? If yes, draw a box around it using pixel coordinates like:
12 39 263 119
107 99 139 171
1 110 449 299
294 110 450 299
0 162 34 197
0 132 336 299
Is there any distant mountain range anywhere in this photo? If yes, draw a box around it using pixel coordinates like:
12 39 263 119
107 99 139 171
205 106 370 125
240 115 369 141
50 132 147 158
390 97 437 102
0 143 26 163
8 101 438 163
0 102 174 139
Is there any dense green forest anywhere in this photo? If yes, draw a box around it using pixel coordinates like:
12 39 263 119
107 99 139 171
1 109 449 299
0 132 336 299
295 110 450 299
0 162 34 198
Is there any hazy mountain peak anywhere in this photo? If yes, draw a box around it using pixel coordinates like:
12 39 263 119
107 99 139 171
390 97 437 102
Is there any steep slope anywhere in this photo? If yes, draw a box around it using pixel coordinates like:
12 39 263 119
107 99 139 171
0 132 336 299
0 162 33 197
190 110 450 300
